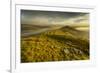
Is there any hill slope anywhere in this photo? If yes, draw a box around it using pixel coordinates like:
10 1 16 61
21 25 89 63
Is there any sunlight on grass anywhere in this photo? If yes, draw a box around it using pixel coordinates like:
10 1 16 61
21 26 89 63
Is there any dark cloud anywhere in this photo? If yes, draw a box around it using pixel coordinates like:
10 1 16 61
21 10 89 25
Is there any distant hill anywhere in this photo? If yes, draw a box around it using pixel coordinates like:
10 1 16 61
60 26 89 40
21 24 50 31
21 24 89 39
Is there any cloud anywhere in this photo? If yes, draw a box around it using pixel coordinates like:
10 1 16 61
21 10 89 26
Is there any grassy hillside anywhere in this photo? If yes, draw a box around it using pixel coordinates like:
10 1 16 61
21 25 89 63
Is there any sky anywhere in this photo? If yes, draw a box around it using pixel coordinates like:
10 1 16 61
21 10 89 26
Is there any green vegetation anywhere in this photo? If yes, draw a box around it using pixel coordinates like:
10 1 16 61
21 25 89 63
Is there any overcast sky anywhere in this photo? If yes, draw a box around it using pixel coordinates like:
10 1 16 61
21 10 89 26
